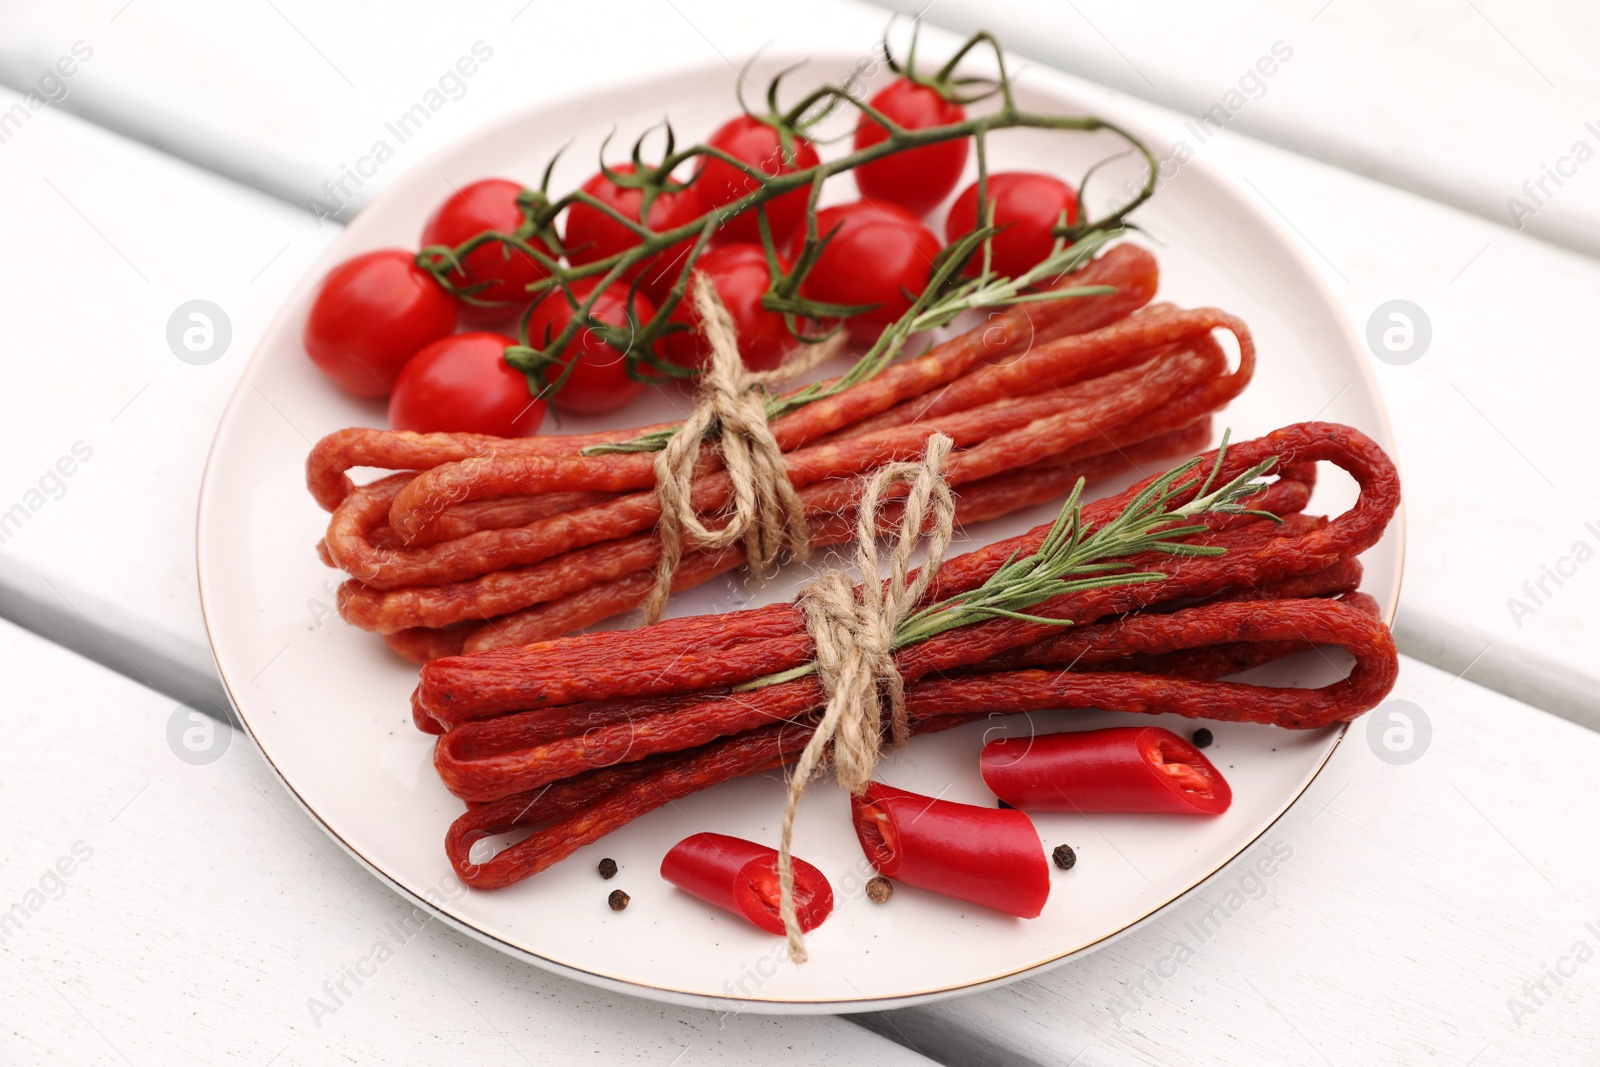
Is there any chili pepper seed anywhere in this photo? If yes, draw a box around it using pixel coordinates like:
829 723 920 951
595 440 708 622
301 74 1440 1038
1191 728 1214 749
607 889 630 911
598 857 618 879
1052 844 1077 871
866 876 894 904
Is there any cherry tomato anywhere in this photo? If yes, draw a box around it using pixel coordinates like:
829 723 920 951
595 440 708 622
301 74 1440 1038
562 163 705 302
419 178 553 325
525 280 653 414
695 116 821 246
945 172 1080 278
388 332 547 437
662 244 797 372
852 78 968 216
304 249 458 398
784 200 941 343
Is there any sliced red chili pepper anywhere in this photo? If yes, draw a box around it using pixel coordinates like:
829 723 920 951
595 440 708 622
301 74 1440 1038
660 832 833 936
849 782 1049 919
980 726 1232 816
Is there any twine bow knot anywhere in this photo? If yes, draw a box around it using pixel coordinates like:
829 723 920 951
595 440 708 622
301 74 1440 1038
646 275 958 962
777 431 956 963
645 272 841 624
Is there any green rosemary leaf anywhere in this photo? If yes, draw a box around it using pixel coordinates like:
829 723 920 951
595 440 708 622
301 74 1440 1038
738 435 1281 692
1141 543 1230 557
964 609 1082 626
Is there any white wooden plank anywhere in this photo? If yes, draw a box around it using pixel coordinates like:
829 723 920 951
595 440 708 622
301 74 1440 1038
882 0 1600 259
0 89 335 706
0 0 911 222
853 654 1600 1066
0 618 938 1066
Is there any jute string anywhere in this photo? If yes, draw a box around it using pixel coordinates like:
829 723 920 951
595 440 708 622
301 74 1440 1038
644 272 843 624
777 431 956 962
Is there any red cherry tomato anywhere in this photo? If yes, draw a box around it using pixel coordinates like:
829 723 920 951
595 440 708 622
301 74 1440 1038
420 178 553 325
695 116 821 246
524 280 653 414
662 244 797 372
945 172 1080 278
853 78 968 215
563 163 704 302
387 332 547 438
784 200 941 343
304 249 458 398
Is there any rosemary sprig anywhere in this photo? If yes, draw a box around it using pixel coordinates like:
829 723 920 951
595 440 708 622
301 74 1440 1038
740 433 1281 691
581 226 1121 455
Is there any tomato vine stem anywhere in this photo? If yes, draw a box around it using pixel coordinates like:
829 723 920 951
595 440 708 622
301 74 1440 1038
414 29 1160 429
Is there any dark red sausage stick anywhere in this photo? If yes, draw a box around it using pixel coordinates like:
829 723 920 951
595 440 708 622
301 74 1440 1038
850 782 1050 919
981 726 1232 816
661 833 834 936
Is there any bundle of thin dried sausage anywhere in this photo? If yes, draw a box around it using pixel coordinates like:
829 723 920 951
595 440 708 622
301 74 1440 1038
419 422 1401 888
305 244 1268 660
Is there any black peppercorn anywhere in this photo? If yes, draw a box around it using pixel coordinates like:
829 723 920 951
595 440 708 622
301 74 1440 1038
866 876 893 904
1052 844 1077 871
598 857 618 879
1191 728 1214 749
607 889 630 911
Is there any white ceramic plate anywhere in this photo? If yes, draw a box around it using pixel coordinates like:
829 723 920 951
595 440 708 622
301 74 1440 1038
197 55 1402 1013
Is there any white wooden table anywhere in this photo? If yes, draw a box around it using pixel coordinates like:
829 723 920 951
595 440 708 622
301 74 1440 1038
0 619 935 1066
2 2 1597 1064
